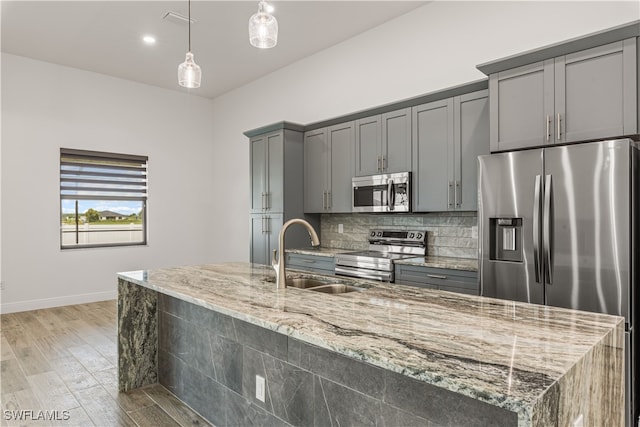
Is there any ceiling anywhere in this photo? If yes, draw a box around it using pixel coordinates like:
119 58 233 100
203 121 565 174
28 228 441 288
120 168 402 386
1 1 426 99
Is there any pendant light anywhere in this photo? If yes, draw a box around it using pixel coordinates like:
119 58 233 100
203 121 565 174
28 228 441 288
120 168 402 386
248 1 278 49
177 0 201 88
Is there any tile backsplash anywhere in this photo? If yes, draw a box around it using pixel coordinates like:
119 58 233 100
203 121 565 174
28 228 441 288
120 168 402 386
320 212 478 259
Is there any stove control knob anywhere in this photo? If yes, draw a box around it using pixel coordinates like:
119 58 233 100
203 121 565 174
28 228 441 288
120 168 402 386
370 231 376 237
377 232 382 237
409 233 415 238
416 233 423 239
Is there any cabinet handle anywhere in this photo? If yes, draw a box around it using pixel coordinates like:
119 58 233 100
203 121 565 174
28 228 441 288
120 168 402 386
557 113 561 141
261 216 265 234
265 216 270 234
322 191 327 210
327 191 331 210
261 192 265 210
427 274 447 280
455 181 461 208
302 259 316 263
265 192 270 210
447 181 454 208
382 155 386 171
377 155 382 171
546 115 551 142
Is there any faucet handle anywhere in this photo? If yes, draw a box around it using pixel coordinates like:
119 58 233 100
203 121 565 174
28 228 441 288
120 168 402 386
271 249 278 268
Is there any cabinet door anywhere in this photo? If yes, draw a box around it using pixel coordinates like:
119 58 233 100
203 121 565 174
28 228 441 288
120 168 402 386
489 60 554 152
250 136 267 213
250 214 267 264
328 122 355 212
382 108 412 173
266 132 283 212
303 128 328 213
454 90 489 211
412 99 453 212
354 115 381 176
555 38 637 144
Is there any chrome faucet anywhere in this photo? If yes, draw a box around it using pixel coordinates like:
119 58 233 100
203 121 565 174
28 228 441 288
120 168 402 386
272 218 320 289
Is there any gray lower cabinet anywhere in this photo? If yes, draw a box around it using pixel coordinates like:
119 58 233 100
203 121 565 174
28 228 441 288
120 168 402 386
412 89 489 212
245 122 319 266
355 108 411 176
285 252 335 275
489 38 637 151
395 264 478 295
250 213 281 265
303 122 354 213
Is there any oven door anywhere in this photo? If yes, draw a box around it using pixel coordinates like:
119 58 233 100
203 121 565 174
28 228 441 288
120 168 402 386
352 172 410 213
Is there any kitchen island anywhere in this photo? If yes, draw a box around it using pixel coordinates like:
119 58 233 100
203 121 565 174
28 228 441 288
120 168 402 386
117 262 623 427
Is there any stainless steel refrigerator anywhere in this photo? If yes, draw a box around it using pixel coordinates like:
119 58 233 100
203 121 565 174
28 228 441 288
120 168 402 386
478 138 638 426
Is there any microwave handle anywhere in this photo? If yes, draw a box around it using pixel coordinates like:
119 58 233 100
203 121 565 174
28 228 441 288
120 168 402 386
387 180 395 211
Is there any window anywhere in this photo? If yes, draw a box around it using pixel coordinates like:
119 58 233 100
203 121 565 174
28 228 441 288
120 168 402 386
60 148 148 249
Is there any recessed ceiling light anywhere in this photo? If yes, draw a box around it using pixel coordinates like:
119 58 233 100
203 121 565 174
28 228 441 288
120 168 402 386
143 35 156 45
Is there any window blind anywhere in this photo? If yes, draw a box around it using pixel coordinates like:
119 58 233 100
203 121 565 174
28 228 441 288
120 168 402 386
60 148 148 201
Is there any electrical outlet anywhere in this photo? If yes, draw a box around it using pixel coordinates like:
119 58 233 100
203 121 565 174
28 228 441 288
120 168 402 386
255 375 265 402
572 414 584 427
338 223 344 234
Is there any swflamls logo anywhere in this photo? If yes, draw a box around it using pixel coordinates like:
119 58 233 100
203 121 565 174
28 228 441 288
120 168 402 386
3 410 71 421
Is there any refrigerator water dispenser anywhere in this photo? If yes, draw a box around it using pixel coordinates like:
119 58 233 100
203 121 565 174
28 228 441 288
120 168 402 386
489 218 522 262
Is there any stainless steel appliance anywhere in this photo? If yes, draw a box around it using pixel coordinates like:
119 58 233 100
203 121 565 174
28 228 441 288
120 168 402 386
478 138 639 426
335 229 426 281
352 172 410 213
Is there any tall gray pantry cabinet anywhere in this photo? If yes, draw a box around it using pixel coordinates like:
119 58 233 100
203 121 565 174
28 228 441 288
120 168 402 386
245 122 318 265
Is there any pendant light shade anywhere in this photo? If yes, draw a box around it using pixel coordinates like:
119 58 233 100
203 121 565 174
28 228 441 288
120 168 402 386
178 0 201 88
178 52 201 88
249 1 278 49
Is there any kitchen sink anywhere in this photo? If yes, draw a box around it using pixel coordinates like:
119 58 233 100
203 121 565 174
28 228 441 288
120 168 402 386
307 284 364 294
286 277 366 294
288 278 329 289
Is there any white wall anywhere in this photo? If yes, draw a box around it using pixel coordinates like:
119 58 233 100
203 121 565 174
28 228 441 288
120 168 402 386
209 0 639 263
1 53 215 313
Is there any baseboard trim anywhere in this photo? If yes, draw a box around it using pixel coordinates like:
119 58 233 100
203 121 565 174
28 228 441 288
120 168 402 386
0 290 117 314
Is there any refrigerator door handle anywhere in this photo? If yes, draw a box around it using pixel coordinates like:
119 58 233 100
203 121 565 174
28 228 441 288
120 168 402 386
543 174 554 285
533 175 542 283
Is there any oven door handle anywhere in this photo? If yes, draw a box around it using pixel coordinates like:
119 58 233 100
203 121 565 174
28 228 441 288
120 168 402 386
387 180 395 211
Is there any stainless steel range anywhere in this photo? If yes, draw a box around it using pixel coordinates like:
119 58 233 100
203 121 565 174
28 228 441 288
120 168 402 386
334 229 427 282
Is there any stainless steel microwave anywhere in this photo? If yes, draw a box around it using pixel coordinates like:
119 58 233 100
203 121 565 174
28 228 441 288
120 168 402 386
352 172 411 213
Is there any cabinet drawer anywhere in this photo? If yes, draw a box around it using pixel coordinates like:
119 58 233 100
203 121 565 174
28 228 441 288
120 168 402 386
395 264 478 295
286 253 335 274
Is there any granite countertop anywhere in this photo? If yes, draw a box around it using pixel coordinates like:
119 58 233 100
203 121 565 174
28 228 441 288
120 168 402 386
118 262 622 424
287 247 479 272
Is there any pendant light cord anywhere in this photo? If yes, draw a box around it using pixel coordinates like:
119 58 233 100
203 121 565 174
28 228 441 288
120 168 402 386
188 0 191 52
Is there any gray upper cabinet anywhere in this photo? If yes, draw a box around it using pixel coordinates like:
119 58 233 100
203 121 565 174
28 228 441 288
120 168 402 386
555 39 637 143
303 128 328 213
354 116 381 176
355 108 411 176
454 91 490 210
304 122 354 213
412 90 489 212
250 131 283 213
412 99 452 212
489 38 637 151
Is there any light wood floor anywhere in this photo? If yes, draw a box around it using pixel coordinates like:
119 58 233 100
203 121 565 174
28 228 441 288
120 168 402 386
1 300 211 426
